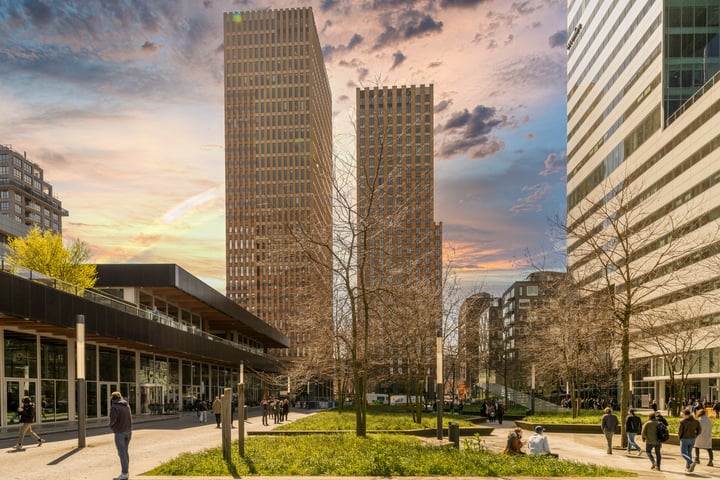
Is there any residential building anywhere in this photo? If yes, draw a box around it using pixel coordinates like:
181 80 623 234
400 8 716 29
500 271 567 390
0 261 288 428
566 1 720 405
0 144 67 252
356 84 443 396
222 7 333 383
477 296 503 396
458 292 493 397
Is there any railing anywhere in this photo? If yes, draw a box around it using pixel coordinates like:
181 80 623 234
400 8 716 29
485 383 567 413
666 66 720 127
0 258 266 357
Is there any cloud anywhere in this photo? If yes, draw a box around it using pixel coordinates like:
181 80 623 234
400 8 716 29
357 67 369 82
162 184 224 224
440 0 489 7
438 105 511 160
495 53 565 87
548 29 567 48
434 99 453 113
141 40 160 53
22 0 54 28
374 11 443 49
391 50 406 69
338 94 349 102
509 204 542 212
320 0 340 11
538 151 566 176
428 61 442 68
512 1 543 15
323 33 364 60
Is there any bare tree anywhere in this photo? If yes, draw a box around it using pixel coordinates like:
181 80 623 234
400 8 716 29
566 178 708 445
527 275 616 417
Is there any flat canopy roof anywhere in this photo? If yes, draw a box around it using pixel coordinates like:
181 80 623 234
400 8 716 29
94 264 288 349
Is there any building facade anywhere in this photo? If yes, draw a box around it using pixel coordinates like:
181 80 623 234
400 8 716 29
356 84 443 396
567 1 720 406
500 271 567 390
0 261 288 428
477 297 503 395
0 144 67 251
458 292 493 397
223 8 333 374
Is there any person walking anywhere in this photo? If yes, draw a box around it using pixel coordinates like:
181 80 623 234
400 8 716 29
109 391 133 480
694 408 714 467
527 425 558 458
496 403 505 425
212 396 222 428
197 398 208 423
261 398 269 426
13 396 45 449
641 412 662 471
626 408 643 455
678 408 702 472
601 407 619 454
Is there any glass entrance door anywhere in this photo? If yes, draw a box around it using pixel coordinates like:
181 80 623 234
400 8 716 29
5 379 37 426
99 382 118 417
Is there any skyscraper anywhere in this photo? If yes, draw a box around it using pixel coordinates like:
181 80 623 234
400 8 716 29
567 1 720 405
223 8 333 370
356 84 442 393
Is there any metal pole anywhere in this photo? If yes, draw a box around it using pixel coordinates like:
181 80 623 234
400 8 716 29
76 314 86 448
436 327 443 440
531 364 536 415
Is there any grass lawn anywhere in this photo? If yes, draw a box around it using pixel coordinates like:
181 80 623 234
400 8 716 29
525 411 720 436
144 434 634 477
275 404 476 431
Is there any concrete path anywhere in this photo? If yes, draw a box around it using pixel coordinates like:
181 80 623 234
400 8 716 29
1 409 719 479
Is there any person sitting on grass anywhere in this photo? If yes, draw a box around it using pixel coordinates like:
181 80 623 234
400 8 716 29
527 425 559 458
503 427 526 455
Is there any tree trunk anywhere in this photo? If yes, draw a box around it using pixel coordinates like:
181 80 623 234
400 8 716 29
619 313 630 449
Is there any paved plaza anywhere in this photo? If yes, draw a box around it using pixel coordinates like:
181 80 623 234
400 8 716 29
1 408 719 480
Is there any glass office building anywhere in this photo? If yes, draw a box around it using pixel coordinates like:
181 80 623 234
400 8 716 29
567 1 720 405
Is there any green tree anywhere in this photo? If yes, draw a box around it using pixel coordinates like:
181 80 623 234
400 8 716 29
6 226 97 288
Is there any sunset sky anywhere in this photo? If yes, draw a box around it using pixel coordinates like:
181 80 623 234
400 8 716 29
0 0 567 296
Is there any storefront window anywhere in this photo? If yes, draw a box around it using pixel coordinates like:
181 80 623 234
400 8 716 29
4 330 37 378
120 351 135 383
99 347 118 381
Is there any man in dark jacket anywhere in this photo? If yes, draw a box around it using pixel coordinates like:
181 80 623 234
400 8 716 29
678 409 702 472
601 407 619 454
14 396 45 449
641 412 662 471
109 391 133 480
626 409 643 455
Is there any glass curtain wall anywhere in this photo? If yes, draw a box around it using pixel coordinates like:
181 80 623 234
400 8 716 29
664 0 720 120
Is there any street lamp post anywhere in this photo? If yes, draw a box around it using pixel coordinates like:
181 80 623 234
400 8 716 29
530 364 535 416
76 314 86 448
436 323 443 440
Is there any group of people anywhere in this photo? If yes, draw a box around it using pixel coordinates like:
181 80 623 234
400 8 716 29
261 397 290 426
503 425 558 458
480 400 505 424
602 406 714 472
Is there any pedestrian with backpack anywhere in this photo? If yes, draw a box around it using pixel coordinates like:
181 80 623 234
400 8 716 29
642 412 663 471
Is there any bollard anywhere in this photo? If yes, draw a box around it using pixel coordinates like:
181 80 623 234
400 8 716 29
448 422 460 449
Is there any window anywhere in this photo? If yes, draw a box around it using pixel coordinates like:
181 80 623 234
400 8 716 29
527 285 539 296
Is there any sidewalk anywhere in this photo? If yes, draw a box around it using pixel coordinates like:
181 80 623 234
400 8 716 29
3 410 720 479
